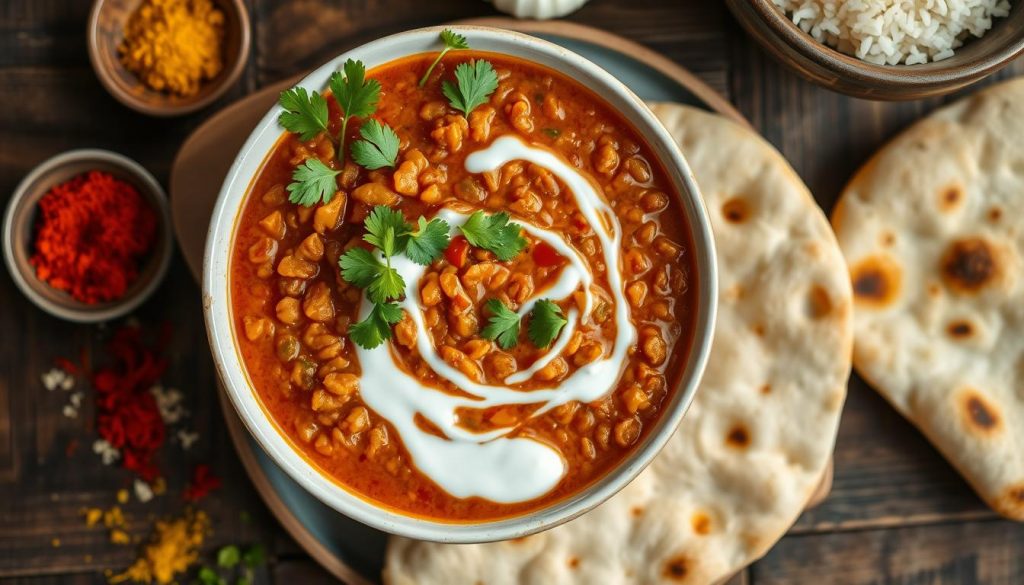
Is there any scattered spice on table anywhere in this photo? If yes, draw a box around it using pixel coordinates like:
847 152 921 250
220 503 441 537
92 324 169 481
108 509 210 584
183 464 221 502
83 505 133 546
30 171 157 304
119 0 226 97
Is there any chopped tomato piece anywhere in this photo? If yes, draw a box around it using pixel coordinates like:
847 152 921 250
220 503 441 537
533 241 561 267
445 235 470 268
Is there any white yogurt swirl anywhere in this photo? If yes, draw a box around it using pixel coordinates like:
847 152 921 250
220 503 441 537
353 136 636 503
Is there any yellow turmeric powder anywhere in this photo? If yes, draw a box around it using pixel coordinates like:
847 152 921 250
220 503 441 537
109 509 210 584
118 0 225 97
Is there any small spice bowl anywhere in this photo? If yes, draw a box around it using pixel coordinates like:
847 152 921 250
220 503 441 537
2 150 173 323
726 0 1024 100
87 0 251 117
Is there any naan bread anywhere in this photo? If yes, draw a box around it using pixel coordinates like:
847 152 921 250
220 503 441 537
384 104 852 584
491 0 590 19
832 77 1024 520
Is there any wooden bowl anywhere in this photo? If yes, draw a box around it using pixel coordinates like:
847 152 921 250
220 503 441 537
1 150 173 323
726 0 1024 100
87 0 251 116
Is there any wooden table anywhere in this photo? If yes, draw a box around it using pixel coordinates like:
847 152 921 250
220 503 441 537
2 1 1023 583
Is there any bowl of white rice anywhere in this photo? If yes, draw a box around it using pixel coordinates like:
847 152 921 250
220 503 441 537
726 0 1024 99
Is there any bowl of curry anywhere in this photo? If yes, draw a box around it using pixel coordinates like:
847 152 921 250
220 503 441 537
204 26 717 543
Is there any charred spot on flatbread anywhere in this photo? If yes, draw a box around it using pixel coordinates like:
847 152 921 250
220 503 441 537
996 485 1024 520
567 556 580 569
691 512 712 535
721 197 749 224
946 320 975 339
663 555 689 581
941 238 1000 294
726 425 751 449
959 390 1002 436
938 184 965 212
850 255 901 307
630 505 644 517
807 284 834 319
760 383 772 395
988 207 1003 223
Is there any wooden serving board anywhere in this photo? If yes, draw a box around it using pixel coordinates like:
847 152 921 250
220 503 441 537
171 18 832 584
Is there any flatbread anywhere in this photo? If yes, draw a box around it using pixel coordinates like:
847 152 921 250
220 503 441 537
384 104 852 584
491 0 590 19
832 77 1024 521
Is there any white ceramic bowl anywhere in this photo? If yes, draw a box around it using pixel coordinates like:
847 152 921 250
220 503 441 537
203 25 718 543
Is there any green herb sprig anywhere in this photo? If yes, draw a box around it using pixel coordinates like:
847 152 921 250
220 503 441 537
329 59 381 163
339 206 451 349
442 59 499 117
350 118 400 170
481 298 569 350
420 29 469 87
459 210 527 261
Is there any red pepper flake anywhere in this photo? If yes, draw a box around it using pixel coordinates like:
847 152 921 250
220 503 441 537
182 464 221 502
30 171 157 304
93 324 168 481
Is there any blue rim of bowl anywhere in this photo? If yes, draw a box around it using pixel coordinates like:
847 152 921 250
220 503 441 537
2 149 173 323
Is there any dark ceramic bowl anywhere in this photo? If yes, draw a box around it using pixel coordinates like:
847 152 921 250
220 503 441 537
2 150 172 322
726 0 1024 100
87 0 251 116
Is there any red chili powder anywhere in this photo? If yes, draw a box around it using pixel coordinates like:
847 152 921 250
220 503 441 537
93 324 169 481
31 171 157 304
183 464 222 502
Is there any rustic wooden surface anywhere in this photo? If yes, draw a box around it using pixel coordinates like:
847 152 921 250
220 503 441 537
2 1 1023 584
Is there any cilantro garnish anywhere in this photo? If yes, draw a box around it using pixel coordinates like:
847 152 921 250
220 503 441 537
349 302 403 349
286 159 339 206
528 300 568 348
362 205 409 257
481 299 521 349
277 87 329 142
404 217 451 265
339 206 453 349
442 59 499 117
328 59 381 163
459 211 527 261
419 29 469 87
351 118 400 170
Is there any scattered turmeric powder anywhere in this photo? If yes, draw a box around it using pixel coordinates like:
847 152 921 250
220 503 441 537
82 505 133 545
109 509 210 584
118 0 225 97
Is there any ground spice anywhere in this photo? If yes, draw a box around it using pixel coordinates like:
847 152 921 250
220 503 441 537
183 464 221 502
119 0 225 97
108 509 210 584
31 171 156 304
93 325 169 481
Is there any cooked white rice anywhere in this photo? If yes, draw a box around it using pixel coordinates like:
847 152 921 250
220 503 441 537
772 0 1012 65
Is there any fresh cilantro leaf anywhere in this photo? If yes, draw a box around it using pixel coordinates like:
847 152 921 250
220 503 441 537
338 247 384 289
528 300 567 348
441 59 499 117
459 211 527 261
329 59 381 163
351 119 400 170
404 217 451 265
481 299 521 349
338 247 404 304
349 302 403 349
217 545 240 569
419 29 470 87
286 159 339 207
278 87 329 142
367 264 405 304
242 544 266 568
363 206 411 257
236 578 252 585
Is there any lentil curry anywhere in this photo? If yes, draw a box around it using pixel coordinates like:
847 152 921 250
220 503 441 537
230 40 699 521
